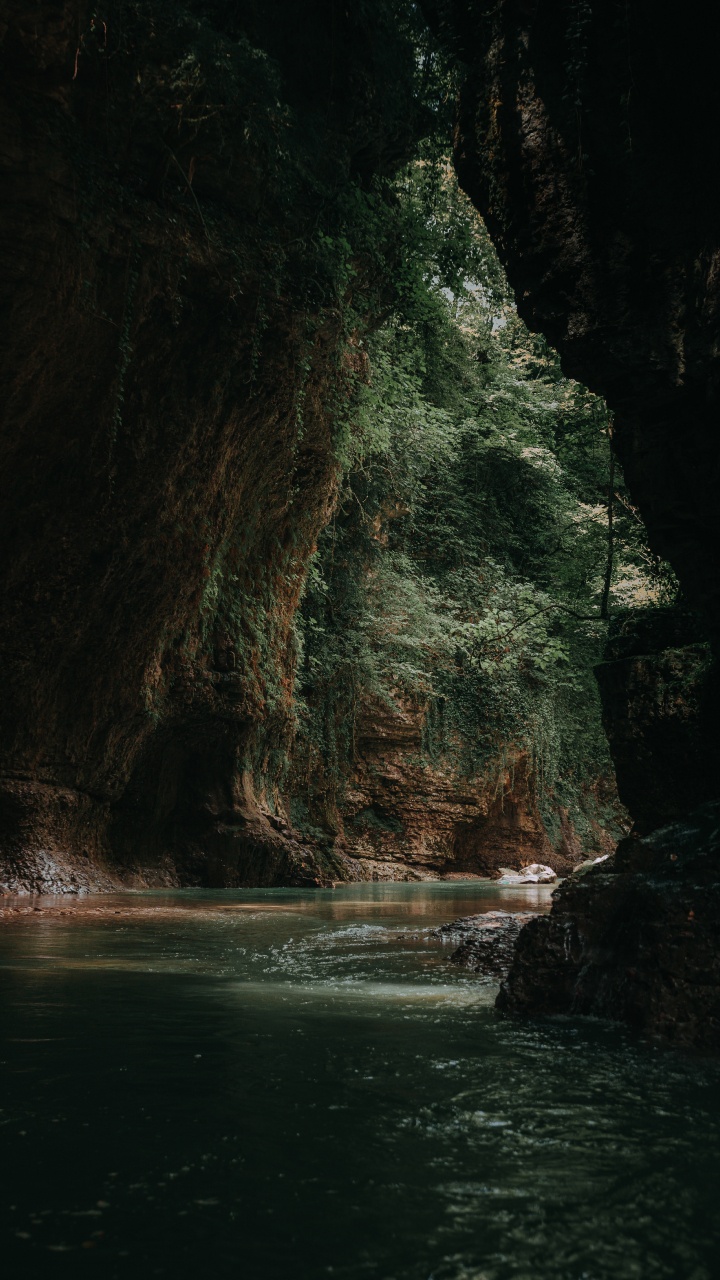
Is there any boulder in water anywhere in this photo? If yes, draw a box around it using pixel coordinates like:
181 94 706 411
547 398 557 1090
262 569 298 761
521 863 557 883
432 910 540 978
496 863 557 885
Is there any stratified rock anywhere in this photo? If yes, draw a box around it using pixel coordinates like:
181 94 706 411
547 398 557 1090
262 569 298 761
433 910 540 979
498 803 720 1048
292 693 616 880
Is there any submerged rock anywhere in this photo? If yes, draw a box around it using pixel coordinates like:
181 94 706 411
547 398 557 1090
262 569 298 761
432 910 540 979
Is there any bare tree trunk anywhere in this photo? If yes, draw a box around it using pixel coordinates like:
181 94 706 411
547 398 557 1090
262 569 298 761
600 423 615 620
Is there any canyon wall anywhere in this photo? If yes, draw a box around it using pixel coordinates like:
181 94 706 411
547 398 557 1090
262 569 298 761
291 694 618 882
0 0 418 892
4 0 718 967
425 0 720 1042
429 0 720 635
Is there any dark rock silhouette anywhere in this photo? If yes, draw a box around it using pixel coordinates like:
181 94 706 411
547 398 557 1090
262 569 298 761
428 0 720 1042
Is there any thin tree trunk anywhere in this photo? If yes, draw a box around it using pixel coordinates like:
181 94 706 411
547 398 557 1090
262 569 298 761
600 424 615 620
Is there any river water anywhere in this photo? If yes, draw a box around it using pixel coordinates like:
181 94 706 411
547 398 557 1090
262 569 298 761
2 881 720 1280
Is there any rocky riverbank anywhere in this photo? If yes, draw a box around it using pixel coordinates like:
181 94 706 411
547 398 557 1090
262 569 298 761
498 802 720 1047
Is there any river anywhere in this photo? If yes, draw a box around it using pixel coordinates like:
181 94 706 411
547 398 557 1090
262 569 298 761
2 881 719 1279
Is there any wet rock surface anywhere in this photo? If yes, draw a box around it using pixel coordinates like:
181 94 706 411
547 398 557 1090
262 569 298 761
499 802 720 1047
433 910 541 980
494 610 720 1046
595 609 719 834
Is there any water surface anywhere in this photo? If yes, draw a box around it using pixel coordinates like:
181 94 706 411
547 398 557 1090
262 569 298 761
1 881 719 1279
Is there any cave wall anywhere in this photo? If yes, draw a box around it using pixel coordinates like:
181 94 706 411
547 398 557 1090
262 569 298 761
0 0 418 891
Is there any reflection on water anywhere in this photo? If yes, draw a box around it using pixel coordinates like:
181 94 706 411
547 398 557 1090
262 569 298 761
1 881 719 1280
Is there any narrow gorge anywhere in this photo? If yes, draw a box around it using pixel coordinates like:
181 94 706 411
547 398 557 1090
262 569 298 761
1 0 717 1249
3 4 720 1276
2 0 719 1043
0 3 615 889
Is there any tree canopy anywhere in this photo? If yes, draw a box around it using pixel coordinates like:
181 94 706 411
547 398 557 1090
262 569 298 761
292 157 675 847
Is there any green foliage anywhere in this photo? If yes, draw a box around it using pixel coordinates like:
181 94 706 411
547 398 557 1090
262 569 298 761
295 164 666 840
108 3 667 840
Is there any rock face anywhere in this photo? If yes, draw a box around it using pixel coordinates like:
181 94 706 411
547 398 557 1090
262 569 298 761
433 911 541 979
498 604 720 1046
595 609 719 834
292 694 617 881
498 804 720 1049
422 1 720 1043
428 0 720 635
0 1 418 891
499 608 720 1045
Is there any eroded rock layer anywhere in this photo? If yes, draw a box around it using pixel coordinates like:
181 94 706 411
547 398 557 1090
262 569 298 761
293 695 616 882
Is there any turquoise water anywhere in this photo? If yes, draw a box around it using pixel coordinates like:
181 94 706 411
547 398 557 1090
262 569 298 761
1 881 719 1279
